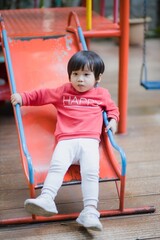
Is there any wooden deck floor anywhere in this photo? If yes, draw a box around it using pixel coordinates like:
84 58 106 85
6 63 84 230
0 39 160 240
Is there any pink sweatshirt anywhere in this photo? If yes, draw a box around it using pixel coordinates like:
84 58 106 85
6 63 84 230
21 83 119 142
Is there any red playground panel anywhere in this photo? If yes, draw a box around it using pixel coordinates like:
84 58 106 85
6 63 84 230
0 7 120 38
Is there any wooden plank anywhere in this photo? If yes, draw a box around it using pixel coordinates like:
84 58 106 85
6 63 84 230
1 194 158 219
1 175 159 211
0 195 159 240
0 38 160 239
0 208 159 240
1 161 160 190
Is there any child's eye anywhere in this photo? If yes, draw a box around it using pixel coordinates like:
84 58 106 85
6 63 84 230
84 73 90 76
72 72 78 76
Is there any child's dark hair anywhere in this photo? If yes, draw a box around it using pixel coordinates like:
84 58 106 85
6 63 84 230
67 50 105 80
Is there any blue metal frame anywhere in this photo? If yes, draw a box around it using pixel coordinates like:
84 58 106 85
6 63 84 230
77 26 88 50
103 111 127 176
2 27 34 184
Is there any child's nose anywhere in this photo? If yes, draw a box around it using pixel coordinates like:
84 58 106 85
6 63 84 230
78 75 84 81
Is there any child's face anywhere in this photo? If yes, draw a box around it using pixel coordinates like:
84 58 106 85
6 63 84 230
70 65 97 93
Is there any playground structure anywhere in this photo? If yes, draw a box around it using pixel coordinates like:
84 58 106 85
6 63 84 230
140 0 160 90
0 0 128 133
0 1 155 225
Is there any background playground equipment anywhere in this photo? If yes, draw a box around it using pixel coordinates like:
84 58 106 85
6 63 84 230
0 0 128 133
0 4 155 225
140 0 160 90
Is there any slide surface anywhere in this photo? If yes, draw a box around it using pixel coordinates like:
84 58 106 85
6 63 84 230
7 32 120 188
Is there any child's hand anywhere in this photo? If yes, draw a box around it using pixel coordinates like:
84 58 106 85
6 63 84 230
11 93 22 106
106 118 117 134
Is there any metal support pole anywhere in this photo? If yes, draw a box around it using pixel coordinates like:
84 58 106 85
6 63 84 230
118 0 129 133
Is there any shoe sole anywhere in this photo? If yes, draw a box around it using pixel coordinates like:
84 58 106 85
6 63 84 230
25 202 57 217
76 218 103 231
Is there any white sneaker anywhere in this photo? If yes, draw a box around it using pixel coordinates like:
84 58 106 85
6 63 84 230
24 194 58 217
76 208 103 231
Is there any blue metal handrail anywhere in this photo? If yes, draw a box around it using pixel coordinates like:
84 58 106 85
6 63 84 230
1 23 34 184
103 111 127 176
77 26 88 50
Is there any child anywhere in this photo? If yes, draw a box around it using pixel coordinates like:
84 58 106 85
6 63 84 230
11 50 119 231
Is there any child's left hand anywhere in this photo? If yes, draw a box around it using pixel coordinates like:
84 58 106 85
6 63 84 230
105 118 117 134
11 93 22 106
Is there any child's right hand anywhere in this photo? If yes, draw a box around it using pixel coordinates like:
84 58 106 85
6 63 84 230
11 93 22 106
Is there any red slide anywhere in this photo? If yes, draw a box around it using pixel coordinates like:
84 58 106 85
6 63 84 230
8 33 119 189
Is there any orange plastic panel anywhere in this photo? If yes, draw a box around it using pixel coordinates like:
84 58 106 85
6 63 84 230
0 7 120 38
8 34 120 187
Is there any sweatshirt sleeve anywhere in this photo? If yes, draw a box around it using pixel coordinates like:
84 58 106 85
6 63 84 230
102 89 119 122
21 87 63 106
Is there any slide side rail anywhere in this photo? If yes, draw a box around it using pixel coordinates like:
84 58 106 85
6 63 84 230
0 17 34 184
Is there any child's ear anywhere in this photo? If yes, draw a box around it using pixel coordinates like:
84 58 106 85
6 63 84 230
96 73 102 83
